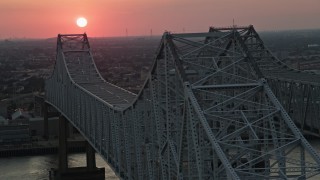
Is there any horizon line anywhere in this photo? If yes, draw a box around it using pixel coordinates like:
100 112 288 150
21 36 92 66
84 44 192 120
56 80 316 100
1 27 320 41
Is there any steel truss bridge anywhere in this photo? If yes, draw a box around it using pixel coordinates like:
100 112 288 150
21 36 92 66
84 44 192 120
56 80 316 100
45 26 320 179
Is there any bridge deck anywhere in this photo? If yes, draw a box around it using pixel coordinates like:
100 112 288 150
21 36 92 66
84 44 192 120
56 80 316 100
64 51 136 108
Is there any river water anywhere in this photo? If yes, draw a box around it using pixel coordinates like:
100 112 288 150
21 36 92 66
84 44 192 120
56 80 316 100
1 139 320 179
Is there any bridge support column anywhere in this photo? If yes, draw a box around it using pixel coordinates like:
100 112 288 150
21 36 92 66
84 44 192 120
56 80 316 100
59 115 68 173
86 141 96 170
49 115 104 180
43 102 49 140
68 123 74 139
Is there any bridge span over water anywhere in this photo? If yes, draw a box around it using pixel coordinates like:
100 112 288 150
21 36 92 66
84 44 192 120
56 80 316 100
45 26 320 179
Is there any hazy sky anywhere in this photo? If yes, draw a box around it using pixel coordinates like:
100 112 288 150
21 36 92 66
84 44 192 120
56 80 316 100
0 0 319 38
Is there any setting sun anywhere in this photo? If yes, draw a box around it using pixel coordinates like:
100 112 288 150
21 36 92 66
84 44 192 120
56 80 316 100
76 17 87 28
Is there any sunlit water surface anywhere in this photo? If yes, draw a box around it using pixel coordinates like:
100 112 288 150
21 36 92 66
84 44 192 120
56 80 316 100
1 140 320 179
0 153 118 180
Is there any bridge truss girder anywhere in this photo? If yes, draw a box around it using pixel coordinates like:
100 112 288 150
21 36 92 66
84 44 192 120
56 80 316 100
45 27 320 179
232 26 320 137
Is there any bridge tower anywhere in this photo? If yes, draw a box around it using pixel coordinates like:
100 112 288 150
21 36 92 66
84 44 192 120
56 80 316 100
45 28 320 179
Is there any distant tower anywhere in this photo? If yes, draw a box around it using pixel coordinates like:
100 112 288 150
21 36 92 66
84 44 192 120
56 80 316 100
150 29 153 38
183 27 185 33
232 18 236 28
126 28 128 38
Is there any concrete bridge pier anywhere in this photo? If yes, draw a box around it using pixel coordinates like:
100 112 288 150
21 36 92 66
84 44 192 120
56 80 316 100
42 102 49 140
49 115 105 180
